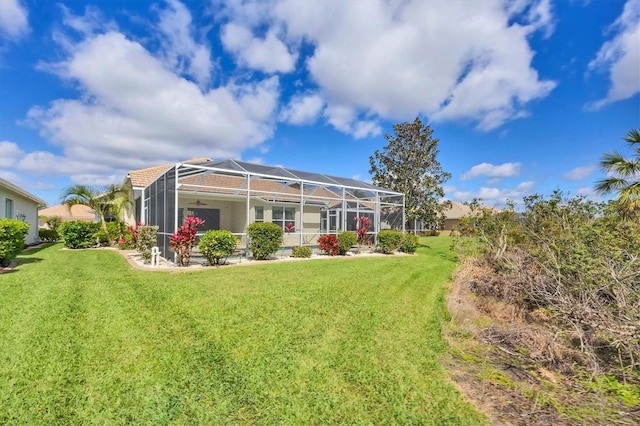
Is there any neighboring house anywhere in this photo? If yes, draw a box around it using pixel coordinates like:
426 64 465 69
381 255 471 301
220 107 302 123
442 201 473 233
406 201 473 235
0 177 47 245
122 159 405 256
39 204 96 223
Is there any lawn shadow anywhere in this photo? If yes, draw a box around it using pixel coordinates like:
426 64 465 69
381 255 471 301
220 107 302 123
22 243 55 255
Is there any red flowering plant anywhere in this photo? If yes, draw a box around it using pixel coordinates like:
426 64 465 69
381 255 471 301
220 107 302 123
284 222 295 233
354 216 371 253
170 216 205 266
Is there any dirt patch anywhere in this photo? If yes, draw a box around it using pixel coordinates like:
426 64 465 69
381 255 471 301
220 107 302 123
443 259 639 425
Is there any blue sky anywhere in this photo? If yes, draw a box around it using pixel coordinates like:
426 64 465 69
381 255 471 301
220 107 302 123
0 0 638 208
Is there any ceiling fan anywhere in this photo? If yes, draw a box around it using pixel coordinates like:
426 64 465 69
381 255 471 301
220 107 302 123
188 199 208 206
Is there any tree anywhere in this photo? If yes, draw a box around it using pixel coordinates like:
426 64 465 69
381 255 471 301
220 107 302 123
595 128 640 217
369 117 451 231
61 184 128 245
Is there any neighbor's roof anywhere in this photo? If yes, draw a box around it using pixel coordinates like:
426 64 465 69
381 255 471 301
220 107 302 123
39 204 95 221
127 157 211 188
443 201 472 219
0 177 47 206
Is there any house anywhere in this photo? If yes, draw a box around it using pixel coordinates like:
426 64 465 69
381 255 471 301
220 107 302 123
122 159 405 256
441 201 473 233
0 177 47 245
406 201 473 235
39 204 96 223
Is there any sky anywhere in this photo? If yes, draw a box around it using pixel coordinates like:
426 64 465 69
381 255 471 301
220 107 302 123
0 0 638 208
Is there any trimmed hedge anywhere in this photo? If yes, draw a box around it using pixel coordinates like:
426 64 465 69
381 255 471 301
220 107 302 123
60 221 100 249
291 246 312 258
399 233 419 253
38 228 59 242
0 219 30 267
337 231 357 255
198 229 238 265
377 229 403 254
137 226 159 263
247 222 283 260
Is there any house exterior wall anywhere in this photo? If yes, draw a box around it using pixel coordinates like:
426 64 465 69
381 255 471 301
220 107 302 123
0 187 41 245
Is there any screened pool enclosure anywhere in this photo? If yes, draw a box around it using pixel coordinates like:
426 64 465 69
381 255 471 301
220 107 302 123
137 160 405 257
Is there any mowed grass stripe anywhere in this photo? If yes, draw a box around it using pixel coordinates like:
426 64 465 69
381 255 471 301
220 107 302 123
0 239 487 425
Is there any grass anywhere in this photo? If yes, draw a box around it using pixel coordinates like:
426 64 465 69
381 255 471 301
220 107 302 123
0 237 487 424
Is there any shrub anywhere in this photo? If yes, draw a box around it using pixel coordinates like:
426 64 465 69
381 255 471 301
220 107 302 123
0 219 30 266
247 222 283 260
399 233 419 253
337 231 357 255
137 225 159 263
38 228 59 242
317 234 340 256
453 192 640 379
198 229 237 266
93 222 122 247
59 220 100 249
39 215 62 232
117 233 136 250
377 229 403 254
291 246 312 258
354 216 371 251
170 216 205 267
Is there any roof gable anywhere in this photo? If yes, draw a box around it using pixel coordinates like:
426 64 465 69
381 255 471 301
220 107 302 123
127 157 211 188
0 177 47 206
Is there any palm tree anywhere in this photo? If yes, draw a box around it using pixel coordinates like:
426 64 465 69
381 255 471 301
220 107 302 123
595 128 640 217
61 184 128 245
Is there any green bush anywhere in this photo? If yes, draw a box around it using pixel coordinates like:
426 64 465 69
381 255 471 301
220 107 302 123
137 226 159 263
377 229 403 254
0 219 30 266
337 231 357 255
198 229 238 265
247 222 283 260
39 215 62 232
400 233 419 253
291 246 312 258
38 228 59 242
59 221 100 249
93 222 123 247
117 232 136 250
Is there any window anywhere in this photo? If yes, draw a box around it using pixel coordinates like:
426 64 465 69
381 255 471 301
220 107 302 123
272 206 295 230
254 206 264 222
5 198 13 219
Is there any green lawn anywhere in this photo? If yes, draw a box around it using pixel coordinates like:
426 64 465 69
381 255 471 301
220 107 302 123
0 237 486 425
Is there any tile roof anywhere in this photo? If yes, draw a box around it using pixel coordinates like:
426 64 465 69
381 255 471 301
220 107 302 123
127 157 211 188
39 204 96 221
444 201 472 219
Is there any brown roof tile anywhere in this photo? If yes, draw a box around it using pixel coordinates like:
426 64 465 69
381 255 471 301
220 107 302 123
39 204 96 221
128 157 211 188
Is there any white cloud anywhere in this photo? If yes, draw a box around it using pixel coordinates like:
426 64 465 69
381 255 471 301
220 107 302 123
279 93 324 125
26 30 279 183
323 104 381 139
221 22 296 73
587 0 640 109
272 0 555 133
461 162 522 180
576 186 605 201
0 0 28 40
0 141 24 168
156 0 213 87
562 165 595 181
453 181 535 206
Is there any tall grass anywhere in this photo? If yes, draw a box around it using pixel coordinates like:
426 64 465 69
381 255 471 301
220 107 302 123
0 239 486 424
